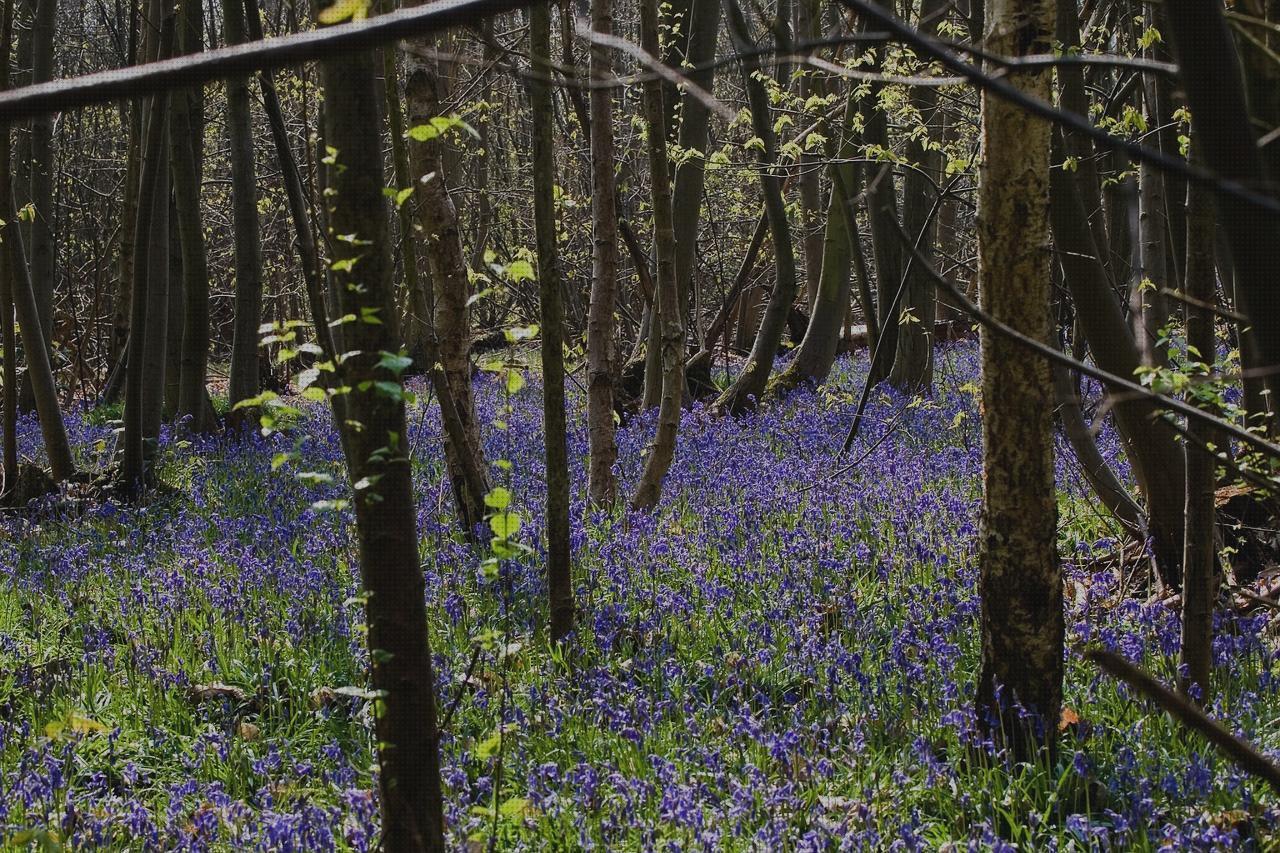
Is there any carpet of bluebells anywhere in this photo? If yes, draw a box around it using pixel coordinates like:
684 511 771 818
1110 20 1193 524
1 344 1279 850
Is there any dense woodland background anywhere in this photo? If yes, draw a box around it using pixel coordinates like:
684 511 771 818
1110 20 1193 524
2 0 1280 848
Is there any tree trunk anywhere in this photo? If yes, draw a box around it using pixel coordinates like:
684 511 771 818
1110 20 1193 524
631 0 683 511
773 80 864 392
586 0 620 507
1161 0 1280 415
888 0 946 394
715 0 799 416
1179 141 1217 704
382 34 431 358
172 0 213 431
529 0 574 641
404 13 491 535
1049 131 1187 588
0 0 16 491
120 0 173 496
974 0 1062 758
224 0 264 416
16 0 54 413
670 0 721 329
795 0 824 310
319 29 445 851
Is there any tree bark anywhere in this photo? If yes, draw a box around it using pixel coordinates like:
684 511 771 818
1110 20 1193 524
631 0 683 511
0 0 16 490
774 79 864 392
529 0 574 641
172 0 213 431
16 0 54 413
888 0 945 394
404 11 491 535
319 26 445 851
715 0 799 415
1179 141 1217 704
974 0 1062 758
586 0 620 507
1161 0 1280 417
224 0 264 416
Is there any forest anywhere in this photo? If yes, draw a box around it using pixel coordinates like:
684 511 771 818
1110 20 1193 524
1 0 1279 847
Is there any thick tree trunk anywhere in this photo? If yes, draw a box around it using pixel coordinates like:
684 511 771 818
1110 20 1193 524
715 0 799 415
586 0 620 507
224 0 264 416
631 0 683 511
319 31 445 852
974 0 1062 758
529 0 574 641
404 15 491 535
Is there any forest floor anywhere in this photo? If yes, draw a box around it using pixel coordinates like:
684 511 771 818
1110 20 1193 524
0 344 1277 850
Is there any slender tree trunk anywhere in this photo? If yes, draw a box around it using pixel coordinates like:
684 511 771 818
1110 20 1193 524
319 28 445 851
715 0 799 415
0 0 16 491
1161 0 1280 414
1053 363 1146 540
5 192 73 483
862 3 902 386
1135 26 1171 370
224 0 264 416
383 33 431 358
172 0 213 431
243 0 338 379
15 0 54 413
1179 142 1217 704
795 0 823 310
631 0 683 511
1050 134 1187 587
529 0 574 640
974 0 1062 758
888 0 945 394
774 81 864 392
120 0 173 496
139 98 170 448
404 10 491 534
670 0 721 331
586 0 619 507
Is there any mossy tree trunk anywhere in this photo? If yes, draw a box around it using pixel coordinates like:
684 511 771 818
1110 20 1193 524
974 0 1062 758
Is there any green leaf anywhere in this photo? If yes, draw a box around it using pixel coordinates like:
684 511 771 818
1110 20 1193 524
505 371 526 395
316 0 370 23
232 391 279 411
506 259 535 282
484 487 512 510
500 797 532 819
377 351 414 377
504 324 539 343
475 730 503 760
489 511 522 540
